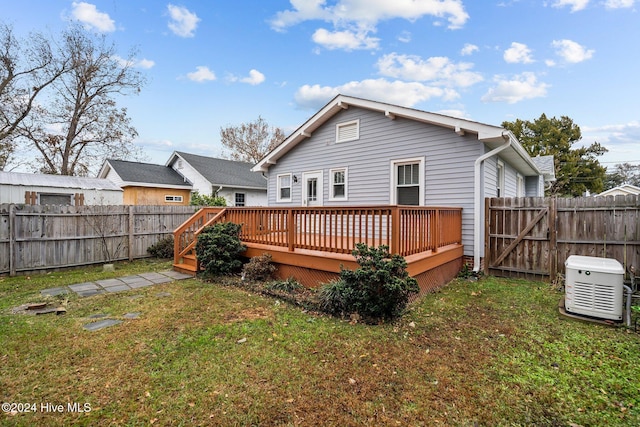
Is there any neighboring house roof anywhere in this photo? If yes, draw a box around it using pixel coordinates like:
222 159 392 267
530 155 556 183
596 184 640 197
252 94 543 177
0 171 122 191
167 151 267 190
99 159 192 189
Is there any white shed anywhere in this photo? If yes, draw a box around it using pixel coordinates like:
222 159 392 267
0 171 123 205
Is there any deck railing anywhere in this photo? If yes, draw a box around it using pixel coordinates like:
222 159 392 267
174 205 462 266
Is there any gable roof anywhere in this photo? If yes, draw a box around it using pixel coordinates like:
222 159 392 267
252 94 542 177
167 151 266 190
99 159 192 189
530 155 556 183
596 183 640 197
0 171 122 191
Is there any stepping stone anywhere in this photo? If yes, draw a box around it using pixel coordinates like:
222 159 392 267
103 284 131 293
127 279 154 289
138 272 173 284
83 319 122 331
160 270 192 280
97 278 126 288
69 282 100 292
88 313 109 319
76 289 105 297
40 287 69 297
155 292 172 298
123 312 141 319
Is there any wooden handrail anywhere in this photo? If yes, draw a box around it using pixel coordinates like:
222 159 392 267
174 205 463 265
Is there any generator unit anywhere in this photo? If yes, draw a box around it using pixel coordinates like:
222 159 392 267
565 255 624 321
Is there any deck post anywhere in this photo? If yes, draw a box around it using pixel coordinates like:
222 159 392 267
287 208 295 252
391 206 400 255
433 208 439 253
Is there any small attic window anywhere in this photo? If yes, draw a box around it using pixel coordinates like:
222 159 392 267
336 119 359 143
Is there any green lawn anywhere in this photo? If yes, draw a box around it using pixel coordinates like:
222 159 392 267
1 260 638 426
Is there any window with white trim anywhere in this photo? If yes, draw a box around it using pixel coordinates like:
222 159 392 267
336 119 359 143
496 160 505 197
390 157 424 206
329 168 347 200
277 173 292 202
516 174 524 197
235 193 245 207
165 195 183 203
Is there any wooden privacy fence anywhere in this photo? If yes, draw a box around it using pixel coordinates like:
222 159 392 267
0 204 198 276
485 195 640 280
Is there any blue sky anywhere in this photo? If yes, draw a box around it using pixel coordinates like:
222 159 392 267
5 0 639 171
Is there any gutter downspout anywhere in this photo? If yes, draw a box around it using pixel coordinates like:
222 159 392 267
473 133 512 273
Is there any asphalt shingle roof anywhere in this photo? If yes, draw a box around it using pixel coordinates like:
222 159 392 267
173 152 266 189
0 171 122 191
106 159 191 187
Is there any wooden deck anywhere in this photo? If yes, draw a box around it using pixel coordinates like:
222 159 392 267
173 206 463 290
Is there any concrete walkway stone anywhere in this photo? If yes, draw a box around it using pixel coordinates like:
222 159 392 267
83 319 122 331
62 270 191 298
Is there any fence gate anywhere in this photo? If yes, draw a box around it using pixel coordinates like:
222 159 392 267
485 197 555 281
485 196 640 281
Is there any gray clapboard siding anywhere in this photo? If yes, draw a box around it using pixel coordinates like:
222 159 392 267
267 107 488 255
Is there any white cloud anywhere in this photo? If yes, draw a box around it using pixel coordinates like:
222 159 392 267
551 39 594 63
482 72 549 104
71 2 115 32
271 0 469 30
270 0 469 51
582 120 640 164
229 70 265 86
461 43 479 56
398 31 412 43
604 0 635 8
551 0 590 12
112 55 155 69
312 28 380 50
167 4 200 37
376 53 483 87
294 78 459 110
504 42 534 64
187 66 216 82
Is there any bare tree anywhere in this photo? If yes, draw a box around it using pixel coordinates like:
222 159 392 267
18 24 146 176
0 22 69 170
220 116 285 164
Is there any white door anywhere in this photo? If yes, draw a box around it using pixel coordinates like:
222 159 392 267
302 171 323 206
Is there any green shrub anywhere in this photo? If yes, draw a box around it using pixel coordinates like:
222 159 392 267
190 191 227 206
318 244 419 322
242 253 277 282
195 222 246 276
265 277 303 293
147 235 175 259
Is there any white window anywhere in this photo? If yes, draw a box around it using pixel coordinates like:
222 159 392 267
235 193 245 207
390 157 425 206
165 195 183 203
329 168 348 201
496 160 505 197
336 119 359 143
516 174 524 197
277 173 292 202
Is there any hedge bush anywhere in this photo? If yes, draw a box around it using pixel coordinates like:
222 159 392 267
318 243 419 322
195 222 246 276
147 235 175 259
